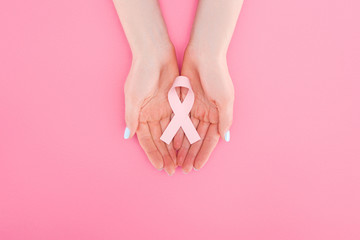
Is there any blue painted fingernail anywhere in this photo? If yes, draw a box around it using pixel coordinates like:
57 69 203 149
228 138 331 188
225 130 230 142
124 127 130 139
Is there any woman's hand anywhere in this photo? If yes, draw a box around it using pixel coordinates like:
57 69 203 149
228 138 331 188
173 0 243 173
113 0 180 175
174 47 234 173
124 45 179 175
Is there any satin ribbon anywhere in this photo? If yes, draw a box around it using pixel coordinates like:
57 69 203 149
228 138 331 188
160 76 201 144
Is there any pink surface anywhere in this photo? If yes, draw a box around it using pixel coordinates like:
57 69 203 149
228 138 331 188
1 0 360 239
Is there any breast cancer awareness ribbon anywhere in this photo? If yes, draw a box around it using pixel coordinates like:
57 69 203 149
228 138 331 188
160 76 201 145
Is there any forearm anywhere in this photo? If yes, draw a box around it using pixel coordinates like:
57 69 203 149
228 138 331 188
113 0 172 58
188 0 243 58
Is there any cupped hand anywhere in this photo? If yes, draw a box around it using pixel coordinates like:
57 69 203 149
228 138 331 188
124 45 178 175
174 47 234 173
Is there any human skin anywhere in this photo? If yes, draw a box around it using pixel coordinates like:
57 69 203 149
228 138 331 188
113 0 178 175
174 0 244 173
113 0 243 174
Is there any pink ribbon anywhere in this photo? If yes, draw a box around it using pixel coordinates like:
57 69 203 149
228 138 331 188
160 76 201 145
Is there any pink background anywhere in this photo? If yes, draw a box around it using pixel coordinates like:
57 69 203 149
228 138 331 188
1 0 360 239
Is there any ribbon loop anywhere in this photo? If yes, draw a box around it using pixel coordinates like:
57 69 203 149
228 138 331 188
160 76 201 144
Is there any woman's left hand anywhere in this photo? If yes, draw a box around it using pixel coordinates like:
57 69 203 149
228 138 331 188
174 47 234 173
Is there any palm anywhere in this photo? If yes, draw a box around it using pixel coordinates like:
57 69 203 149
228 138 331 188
190 79 219 126
139 87 172 124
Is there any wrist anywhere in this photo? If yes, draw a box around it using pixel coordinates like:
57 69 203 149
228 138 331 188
183 45 233 90
184 43 227 69
187 34 228 60
131 36 175 62
126 42 178 89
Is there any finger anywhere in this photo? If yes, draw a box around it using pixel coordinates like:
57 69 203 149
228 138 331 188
218 101 234 142
160 117 177 165
124 99 140 139
173 128 184 150
193 123 220 170
148 121 176 176
136 122 164 170
177 117 199 167
176 130 190 167
182 121 210 173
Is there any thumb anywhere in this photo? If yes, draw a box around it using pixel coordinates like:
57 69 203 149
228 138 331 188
218 101 234 142
124 100 140 139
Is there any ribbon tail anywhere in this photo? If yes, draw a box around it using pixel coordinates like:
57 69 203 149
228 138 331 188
160 116 181 144
181 117 201 144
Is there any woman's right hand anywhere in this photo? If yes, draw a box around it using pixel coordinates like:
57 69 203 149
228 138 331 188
124 44 179 175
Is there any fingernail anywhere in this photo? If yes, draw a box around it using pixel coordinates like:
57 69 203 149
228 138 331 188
225 130 230 142
124 127 130 139
193 167 199 171
158 168 163 171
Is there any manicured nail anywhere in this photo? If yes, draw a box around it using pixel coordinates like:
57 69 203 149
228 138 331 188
225 130 230 142
193 167 199 171
124 127 130 139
